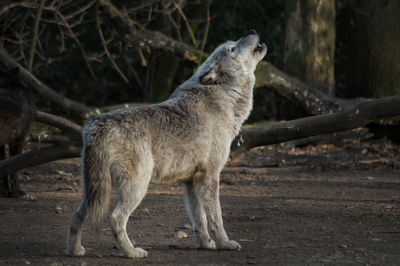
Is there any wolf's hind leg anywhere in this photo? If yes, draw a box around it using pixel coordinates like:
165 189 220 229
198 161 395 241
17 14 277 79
196 178 241 251
183 182 216 249
110 163 151 259
66 201 87 256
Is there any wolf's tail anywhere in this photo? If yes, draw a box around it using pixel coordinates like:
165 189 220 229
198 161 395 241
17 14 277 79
81 132 111 230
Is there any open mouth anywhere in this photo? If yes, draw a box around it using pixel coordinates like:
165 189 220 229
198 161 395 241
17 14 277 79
253 42 264 53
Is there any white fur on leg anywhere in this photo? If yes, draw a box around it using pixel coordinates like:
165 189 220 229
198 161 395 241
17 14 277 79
66 202 87 256
110 168 151 259
111 208 148 259
183 183 217 250
196 179 241 251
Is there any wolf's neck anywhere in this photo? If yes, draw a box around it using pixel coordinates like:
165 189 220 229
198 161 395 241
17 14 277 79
204 82 254 138
229 85 254 136
170 79 254 137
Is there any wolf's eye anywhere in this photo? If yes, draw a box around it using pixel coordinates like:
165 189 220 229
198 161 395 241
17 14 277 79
231 47 235 53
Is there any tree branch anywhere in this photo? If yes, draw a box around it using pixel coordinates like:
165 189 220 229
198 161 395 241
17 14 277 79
34 111 82 140
30 133 74 145
200 0 211 54
54 9 97 79
254 61 364 115
0 144 81 176
27 0 46 72
172 0 197 45
99 0 207 64
0 48 92 117
95 3 129 83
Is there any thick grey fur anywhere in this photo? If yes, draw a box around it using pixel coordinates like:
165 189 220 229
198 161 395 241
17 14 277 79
67 31 267 259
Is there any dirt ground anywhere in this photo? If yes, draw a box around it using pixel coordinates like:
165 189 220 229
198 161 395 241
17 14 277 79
1 138 400 265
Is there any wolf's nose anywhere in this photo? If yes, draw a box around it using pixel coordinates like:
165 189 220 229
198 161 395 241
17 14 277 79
246 29 257 36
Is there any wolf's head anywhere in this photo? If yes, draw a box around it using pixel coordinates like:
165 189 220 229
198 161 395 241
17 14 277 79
197 30 267 86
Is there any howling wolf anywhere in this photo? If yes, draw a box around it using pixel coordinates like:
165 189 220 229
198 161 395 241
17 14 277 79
67 30 267 258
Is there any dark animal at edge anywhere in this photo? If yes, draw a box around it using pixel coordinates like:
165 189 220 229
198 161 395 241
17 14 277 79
0 68 35 197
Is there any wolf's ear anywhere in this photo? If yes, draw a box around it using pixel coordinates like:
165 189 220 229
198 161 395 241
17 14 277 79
199 65 220 85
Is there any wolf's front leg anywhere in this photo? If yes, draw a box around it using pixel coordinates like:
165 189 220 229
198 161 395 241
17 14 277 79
183 182 216 250
195 177 241 251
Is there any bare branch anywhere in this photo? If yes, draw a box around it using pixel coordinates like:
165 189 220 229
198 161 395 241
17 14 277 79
254 61 364 115
99 0 207 63
172 0 197 45
167 12 183 42
64 0 96 20
28 0 46 72
30 133 74 144
200 0 211 54
120 45 143 88
95 4 129 83
54 9 97 79
0 1 37 17
0 48 92 117
34 111 82 140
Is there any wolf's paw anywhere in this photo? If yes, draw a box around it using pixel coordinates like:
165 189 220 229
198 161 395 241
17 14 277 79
67 245 86 256
198 239 216 250
218 240 241 251
125 247 148 259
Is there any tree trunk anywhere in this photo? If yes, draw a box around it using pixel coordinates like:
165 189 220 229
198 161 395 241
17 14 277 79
336 0 400 98
283 0 335 95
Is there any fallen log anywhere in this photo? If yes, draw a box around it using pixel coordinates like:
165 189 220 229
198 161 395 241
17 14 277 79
230 95 400 159
35 111 82 140
254 61 365 115
0 144 81 176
